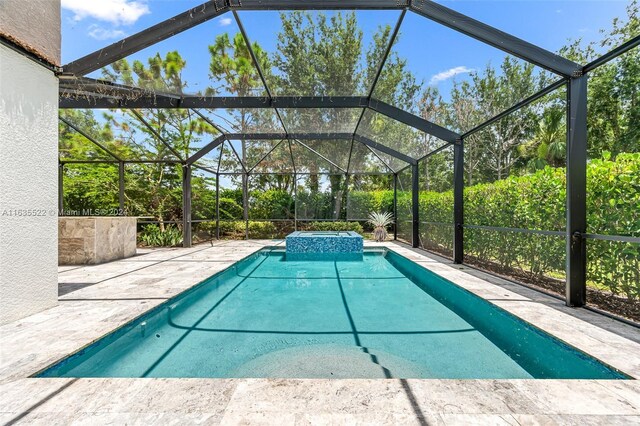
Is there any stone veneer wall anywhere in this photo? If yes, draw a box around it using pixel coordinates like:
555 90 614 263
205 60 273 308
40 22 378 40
59 217 137 265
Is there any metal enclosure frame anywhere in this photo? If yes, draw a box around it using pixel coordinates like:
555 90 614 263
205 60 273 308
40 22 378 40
52 0 640 308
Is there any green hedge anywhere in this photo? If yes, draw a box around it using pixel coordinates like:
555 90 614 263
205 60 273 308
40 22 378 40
302 221 364 235
200 220 365 239
200 221 279 239
586 154 639 298
461 166 566 280
219 198 243 220
249 189 294 220
391 154 639 299
347 190 394 219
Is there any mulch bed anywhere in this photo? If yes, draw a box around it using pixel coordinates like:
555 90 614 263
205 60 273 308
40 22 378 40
466 254 640 323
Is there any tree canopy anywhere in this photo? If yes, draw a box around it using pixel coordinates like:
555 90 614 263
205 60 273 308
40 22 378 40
60 4 639 223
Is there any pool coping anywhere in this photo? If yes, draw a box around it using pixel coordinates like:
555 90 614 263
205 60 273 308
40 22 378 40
1 240 639 422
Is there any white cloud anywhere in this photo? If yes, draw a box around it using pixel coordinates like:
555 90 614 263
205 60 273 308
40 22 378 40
88 24 126 40
218 17 233 27
429 66 474 85
61 0 150 26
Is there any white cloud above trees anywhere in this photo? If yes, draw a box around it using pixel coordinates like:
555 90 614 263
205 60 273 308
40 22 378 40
429 66 474 85
62 0 150 26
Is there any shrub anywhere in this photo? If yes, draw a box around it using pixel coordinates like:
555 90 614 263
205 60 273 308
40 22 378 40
202 221 280 239
219 198 243 220
220 188 242 205
417 188 454 255
408 157 639 300
249 189 294 220
585 153 639 298
194 221 218 241
347 190 394 219
218 221 244 238
138 224 183 247
248 221 279 238
304 221 364 235
295 190 333 219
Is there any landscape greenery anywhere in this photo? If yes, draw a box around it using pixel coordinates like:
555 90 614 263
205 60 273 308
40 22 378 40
60 4 638 302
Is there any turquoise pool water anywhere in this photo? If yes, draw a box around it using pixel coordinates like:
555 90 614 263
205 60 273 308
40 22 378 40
39 249 626 379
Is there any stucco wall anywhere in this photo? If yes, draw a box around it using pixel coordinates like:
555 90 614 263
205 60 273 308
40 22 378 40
0 45 59 325
0 0 61 66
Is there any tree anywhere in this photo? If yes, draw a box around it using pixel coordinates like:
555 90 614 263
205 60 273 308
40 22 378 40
560 0 639 158
272 11 421 218
98 52 216 229
449 57 544 183
519 107 566 171
60 5 637 242
416 86 452 190
271 11 362 216
207 32 280 220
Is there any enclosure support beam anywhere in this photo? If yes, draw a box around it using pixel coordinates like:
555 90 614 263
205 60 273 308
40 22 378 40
235 0 409 10
187 135 226 165
409 2 580 77
453 139 464 264
215 173 220 240
58 163 64 215
294 173 298 231
368 99 460 144
583 35 640 74
566 75 588 307
342 174 351 221
393 173 398 241
59 92 370 110
354 134 417 165
118 162 125 215
189 132 416 167
243 171 249 240
59 117 122 161
412 163 419 248
62 1 230 76
182 164 192 248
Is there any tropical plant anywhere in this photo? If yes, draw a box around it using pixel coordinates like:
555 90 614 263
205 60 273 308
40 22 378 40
519 107 566 171
139 224 183 247
367 211 394 242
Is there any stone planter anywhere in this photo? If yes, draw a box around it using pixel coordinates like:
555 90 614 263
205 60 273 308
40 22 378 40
58 217 136 265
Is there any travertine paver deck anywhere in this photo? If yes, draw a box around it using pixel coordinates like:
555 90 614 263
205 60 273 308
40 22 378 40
1 240 639 425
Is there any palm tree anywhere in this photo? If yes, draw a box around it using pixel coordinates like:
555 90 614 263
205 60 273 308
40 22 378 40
523 108 566 171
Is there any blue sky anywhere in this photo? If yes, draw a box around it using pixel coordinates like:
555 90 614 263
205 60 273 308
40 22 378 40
61 0 633 100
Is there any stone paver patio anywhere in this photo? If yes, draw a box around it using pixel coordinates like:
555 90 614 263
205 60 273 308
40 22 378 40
1 240 639 424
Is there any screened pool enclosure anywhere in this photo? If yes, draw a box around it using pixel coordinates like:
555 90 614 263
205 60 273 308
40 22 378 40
55 1 640 310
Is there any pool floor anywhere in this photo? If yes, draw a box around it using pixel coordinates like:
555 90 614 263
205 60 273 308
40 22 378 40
40 250 625 379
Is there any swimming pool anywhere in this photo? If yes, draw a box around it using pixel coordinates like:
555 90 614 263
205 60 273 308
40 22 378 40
39 248 627 379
